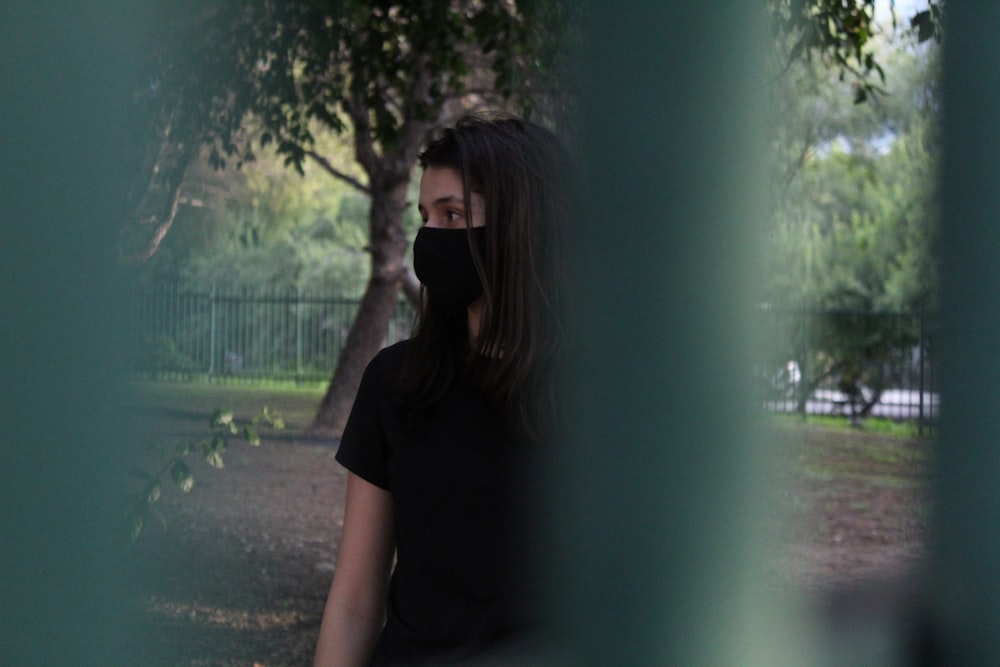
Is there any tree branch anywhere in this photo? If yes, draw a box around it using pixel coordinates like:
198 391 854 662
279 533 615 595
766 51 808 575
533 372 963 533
304 149 371 194
125 138 197 264
128 171 186 263
346 94 379 178
781 123 817 193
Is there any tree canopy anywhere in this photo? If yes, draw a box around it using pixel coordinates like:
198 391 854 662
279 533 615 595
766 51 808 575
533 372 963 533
767 24 939 311
770 0 943 103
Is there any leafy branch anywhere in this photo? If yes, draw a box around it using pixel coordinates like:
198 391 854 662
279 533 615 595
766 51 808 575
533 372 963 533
125 406 284 543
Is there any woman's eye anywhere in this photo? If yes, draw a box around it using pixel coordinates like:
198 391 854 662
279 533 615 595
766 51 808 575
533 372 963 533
446 210 463 222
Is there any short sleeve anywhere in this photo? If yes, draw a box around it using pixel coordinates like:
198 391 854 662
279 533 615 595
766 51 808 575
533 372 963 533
334 347 398 490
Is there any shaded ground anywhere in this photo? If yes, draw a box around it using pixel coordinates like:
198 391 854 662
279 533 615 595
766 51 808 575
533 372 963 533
123 384 932 666
768 421 931 591
124 384 345 667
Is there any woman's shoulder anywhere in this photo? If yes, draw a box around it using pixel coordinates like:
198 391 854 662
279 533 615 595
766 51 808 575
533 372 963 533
375 339 411 364
365 339 411 378
349 340 411 405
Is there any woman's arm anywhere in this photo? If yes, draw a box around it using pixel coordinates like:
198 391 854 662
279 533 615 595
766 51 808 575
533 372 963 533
313 472 396 667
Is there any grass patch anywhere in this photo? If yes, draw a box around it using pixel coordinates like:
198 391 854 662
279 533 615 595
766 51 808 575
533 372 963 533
128 380 326 432
769 415 932 482
770 413 927 439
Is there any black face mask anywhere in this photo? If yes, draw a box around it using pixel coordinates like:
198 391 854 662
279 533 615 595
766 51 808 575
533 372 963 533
413 226 487 310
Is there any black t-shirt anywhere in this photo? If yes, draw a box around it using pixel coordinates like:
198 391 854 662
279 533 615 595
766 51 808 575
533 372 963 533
335 340 535 665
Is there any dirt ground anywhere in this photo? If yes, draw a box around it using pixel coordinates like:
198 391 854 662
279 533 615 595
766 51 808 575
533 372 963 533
768 422 931 588
123 390 931 666
123 389 346 667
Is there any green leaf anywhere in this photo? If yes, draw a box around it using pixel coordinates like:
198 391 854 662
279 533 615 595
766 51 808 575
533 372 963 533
911 10 935 43
130 514 144 542
244 425 261 446
251 405 285 430
210 432 228 454
171 460 194 492
147 482 162 504
211 408 234 429
261 407 285 430
853 84 867 105
205 451 225 469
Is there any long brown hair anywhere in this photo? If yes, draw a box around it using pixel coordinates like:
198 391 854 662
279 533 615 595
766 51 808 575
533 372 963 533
397 114 570 443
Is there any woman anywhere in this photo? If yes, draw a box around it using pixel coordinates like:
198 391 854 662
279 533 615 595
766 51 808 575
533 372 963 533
313 115 569 666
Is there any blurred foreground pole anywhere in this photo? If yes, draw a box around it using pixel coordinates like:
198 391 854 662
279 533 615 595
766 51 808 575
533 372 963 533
930 2 1000 663
1 3 142 664
551 3 807 664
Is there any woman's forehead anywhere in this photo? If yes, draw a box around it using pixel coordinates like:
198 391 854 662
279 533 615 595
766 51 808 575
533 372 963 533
420 166 463 194
419 166 483 208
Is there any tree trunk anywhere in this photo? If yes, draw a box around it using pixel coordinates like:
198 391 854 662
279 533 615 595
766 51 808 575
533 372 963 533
311 169 412 437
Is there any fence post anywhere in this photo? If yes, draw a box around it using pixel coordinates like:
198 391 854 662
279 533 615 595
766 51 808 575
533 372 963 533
928 2 1000 661
296 286 304 381
208 283 217 376
799 299 809 419
918 303 927 437
2 3 141 662
552 3 806 664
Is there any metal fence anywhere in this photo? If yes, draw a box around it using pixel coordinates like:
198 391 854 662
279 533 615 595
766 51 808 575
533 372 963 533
756 306 939 434
127 283 415 382
127 285 939 429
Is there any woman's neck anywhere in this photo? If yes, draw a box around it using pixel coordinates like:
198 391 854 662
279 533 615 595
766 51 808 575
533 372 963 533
467 296 505 359
466 295 486 345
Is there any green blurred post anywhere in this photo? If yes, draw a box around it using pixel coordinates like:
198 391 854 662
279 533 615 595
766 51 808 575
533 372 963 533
550 3 805 664
1 3 144 664
930 2 1000 662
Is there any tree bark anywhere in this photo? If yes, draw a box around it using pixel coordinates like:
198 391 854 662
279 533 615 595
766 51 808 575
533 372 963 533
310 167 412 436
401 266 421 306
310 68 441 436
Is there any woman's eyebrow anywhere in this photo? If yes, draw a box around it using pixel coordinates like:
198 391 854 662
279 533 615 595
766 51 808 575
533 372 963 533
430 194 464 207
